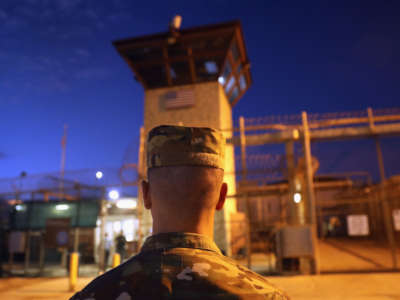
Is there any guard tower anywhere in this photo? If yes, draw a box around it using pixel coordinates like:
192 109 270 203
113 20 252 255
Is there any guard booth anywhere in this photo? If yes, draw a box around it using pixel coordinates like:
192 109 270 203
113 20 252 256
8 200 99 275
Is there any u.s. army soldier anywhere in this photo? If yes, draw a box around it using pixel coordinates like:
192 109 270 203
70 125 289 300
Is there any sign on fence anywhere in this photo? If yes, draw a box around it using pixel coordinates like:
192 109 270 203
347 215 369 236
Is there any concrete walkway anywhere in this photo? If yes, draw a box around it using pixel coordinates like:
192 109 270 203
0 277 91 300
0 273 399 300
268 273 400 300
318 240 385 272
319 238 400 271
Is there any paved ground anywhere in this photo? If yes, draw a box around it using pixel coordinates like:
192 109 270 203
238 238 400 273
1 273 399 300
5 238 399 276
319 238 400 271
0 277 91 300
2 237 399 299
269 273 400 300
319 239 386 272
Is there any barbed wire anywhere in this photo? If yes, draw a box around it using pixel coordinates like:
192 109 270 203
240 107 400 128
235 154 283 165
0 166 138 198
242 114 302 127
2 107 399 198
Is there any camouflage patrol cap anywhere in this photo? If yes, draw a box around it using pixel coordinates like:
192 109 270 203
146 125 225 170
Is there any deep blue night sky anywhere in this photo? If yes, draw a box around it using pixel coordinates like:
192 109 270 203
1 0 399 179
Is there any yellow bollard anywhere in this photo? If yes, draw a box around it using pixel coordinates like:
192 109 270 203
69 252 79 292
112 253 121 268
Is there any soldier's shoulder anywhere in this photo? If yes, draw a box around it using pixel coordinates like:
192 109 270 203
72 262 123 298
69 266 121 300
171 248 289 298
69 253 150 300
206 254 290 299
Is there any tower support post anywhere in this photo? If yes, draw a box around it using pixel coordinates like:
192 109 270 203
301 111 320 275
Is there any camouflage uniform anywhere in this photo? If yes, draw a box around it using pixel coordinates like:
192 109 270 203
70 125 288 300
70 232 288 300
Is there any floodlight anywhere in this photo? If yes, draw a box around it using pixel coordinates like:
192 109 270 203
294 193 302 203
109 190 119 200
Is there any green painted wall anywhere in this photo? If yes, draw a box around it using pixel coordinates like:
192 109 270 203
10 200 99 230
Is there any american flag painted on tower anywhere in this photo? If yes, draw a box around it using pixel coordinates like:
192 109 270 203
163 89 195 109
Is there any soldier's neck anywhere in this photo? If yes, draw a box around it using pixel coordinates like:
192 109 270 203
152 214 214 239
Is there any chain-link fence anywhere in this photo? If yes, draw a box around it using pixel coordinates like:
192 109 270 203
233 107 400 274
1 107 400 275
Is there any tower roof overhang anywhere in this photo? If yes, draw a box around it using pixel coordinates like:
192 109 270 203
113 20 252 107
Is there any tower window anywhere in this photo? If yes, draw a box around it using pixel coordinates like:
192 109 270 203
221 60 232 83
239 74 247 91
231 42 240 62
169 67 177 79
195 57 222 82
205 61 218 74
229 86 239 104
225 76 236 93
170 61 191 85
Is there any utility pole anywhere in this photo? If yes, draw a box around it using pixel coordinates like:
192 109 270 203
239 116 252 269
137 127 145 250
98 188 106 273
73 201 81 253
301 111 320 275
60 124 68 200
368 108 397 269
285 141 298 225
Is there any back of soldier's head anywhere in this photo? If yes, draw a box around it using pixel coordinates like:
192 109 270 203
146 125 226 210
148 165 223 209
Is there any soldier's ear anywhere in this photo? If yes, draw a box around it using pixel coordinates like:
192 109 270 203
216 182 227 210
142 180 152 209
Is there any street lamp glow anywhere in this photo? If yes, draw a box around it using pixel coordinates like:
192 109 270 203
108 190 119 200
96 171 103 179
116 198 137 209
294 192 302 203
55 204 69 211
15 204 26 211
